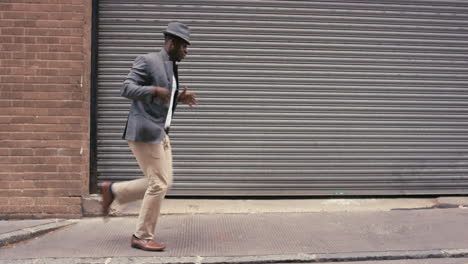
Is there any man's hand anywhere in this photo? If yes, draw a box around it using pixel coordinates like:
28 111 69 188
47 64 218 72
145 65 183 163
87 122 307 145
178 87 198 107
152 87 170 104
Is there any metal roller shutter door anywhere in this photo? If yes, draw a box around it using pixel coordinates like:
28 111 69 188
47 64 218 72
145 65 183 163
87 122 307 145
95 0 468 196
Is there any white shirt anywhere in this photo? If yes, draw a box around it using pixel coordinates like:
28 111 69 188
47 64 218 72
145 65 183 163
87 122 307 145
165 75 177 129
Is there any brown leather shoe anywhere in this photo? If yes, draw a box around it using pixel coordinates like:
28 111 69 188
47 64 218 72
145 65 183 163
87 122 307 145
98 181 114 216
131 235 166 251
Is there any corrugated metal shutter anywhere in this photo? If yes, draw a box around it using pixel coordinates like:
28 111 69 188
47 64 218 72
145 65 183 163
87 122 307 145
96 0 468 196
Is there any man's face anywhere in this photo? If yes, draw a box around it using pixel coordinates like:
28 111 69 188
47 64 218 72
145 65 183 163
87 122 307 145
168 37 188 62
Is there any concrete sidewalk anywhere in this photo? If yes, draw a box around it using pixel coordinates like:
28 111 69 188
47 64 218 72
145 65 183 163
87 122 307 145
1 199 468 264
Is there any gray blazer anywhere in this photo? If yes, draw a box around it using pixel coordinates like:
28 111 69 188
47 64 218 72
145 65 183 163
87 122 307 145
121 49 178 143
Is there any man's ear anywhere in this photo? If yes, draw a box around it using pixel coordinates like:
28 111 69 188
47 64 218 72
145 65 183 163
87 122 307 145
169 39 176 50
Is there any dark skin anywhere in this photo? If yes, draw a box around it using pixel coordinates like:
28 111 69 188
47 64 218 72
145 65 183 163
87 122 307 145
152 36 198 107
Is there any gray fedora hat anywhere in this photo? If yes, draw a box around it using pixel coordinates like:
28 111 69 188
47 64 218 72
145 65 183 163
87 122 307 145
163 22 191 44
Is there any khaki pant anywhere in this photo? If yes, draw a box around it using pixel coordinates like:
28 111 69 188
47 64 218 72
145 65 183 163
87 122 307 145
112 136 172 240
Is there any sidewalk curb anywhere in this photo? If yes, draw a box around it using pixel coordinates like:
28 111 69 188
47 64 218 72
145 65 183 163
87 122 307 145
0 220 78 247
2 248 468 264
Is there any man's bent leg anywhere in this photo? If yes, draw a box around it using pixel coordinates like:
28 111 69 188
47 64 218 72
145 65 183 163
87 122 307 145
111 177 148 205
110 140 153 205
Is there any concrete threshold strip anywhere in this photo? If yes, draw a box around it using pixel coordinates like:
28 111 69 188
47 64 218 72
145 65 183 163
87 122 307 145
2 249 468 264
0 220 78 247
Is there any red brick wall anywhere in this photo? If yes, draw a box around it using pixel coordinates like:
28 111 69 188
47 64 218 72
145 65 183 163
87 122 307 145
0 0 91 218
